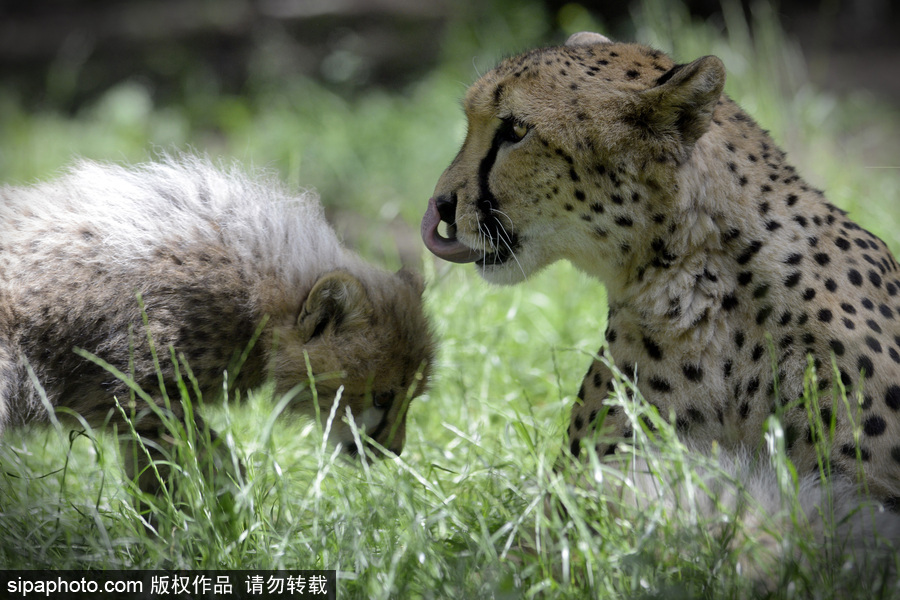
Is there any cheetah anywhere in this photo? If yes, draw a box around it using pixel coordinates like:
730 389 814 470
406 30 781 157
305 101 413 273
422 32 900 506
0 155 434 492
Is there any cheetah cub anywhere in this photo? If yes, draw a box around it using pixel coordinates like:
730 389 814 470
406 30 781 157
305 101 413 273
0 156 434 492
423 32 900 553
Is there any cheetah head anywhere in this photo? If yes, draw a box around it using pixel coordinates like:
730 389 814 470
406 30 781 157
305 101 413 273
272 270 435 457
422 32 725 285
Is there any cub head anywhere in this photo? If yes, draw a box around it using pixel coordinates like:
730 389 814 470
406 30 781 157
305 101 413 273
422 32 725 284
273 269 435 457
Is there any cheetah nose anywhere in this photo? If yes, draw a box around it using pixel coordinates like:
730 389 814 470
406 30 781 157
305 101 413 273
421 195 485 264
435 193 457 223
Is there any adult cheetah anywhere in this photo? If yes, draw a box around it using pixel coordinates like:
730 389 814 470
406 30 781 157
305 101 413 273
422 32 900 505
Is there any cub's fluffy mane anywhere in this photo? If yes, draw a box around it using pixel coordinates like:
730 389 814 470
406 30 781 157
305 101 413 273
1 155 355 289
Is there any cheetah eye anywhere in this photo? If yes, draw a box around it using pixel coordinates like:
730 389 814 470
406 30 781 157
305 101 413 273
512 122 529 140
498 118 530 143
373 391 395 410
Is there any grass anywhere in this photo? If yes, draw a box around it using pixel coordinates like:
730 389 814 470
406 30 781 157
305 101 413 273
2 0 900 598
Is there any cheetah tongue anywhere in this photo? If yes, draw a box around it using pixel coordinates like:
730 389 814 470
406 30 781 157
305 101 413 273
421 196 484 264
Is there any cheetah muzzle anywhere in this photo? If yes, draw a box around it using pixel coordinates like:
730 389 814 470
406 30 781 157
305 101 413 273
422 195 520 268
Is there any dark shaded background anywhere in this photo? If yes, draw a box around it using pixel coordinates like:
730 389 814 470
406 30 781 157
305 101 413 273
2 0 898 111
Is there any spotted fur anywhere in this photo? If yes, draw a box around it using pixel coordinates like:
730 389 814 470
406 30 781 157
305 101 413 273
0 156 435 489
424 33 900 505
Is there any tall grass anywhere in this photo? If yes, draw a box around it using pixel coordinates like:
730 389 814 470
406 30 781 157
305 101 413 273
2 1 900 598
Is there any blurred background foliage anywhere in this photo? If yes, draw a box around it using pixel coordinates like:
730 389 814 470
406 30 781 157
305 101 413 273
1 0 898 268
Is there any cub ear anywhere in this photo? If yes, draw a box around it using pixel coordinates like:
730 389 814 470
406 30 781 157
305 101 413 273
297 271 373 340
396 268 425 296
637 55 726 148
565 32 611 47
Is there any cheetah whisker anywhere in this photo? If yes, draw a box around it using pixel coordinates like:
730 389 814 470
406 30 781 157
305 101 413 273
498 236 527 279
490 208 517 236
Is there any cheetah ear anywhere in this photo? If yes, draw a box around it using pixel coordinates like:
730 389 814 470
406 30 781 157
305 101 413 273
637 55 726 147
565 32 611 47
396 268 425 296
297 271 373 340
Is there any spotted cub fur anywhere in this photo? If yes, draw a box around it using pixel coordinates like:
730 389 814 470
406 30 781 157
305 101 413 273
422 33 900 504
0 156 434 489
